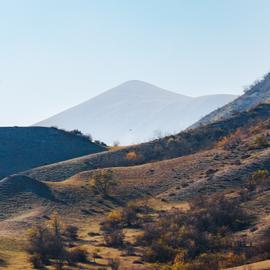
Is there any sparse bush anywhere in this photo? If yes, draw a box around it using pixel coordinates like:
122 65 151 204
121 203 141 227
67 247 88 264
29 253 45 269
69 129 93 141
254 134 269 148
101 203 152 232
100 210 124 232
103 229 124 247
142 241 176 262
27 214 86 269
64 225 79 241
247 169 269 191
27 214 66 269
216 128 242 150
138 194 251 267
94 139 108 147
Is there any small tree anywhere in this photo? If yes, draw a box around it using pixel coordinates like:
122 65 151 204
47 214 66 270
92 169 116 197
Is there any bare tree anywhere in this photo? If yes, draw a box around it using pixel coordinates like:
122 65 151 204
92 169 116 197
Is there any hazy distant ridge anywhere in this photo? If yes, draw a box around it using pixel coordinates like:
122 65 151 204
36 80 236 145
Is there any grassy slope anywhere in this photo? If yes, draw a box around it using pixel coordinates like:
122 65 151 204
0 105 270 269
225 260 270 270
1 115 269 225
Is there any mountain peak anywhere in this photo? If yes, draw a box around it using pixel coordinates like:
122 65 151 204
117 80 166 91
36 80 237 145
122 80 148 85
110 80 187 99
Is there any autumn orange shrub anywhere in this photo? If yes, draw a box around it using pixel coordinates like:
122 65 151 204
126 151 138 160
216 128 242 150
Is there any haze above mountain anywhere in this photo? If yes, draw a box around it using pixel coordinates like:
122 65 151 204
36 80 237 145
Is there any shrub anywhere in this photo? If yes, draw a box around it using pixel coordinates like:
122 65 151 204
123 244 136 256
216 128 242 150
64 225 79 241
29 253 45 269
247 169 269 191
126 151 138 160
138 194 251 265
67 247 88 264
142 241 176 262
103 229 124 247
69 129 93 141
254 134 269 148
100 210 124 232
27 214 72 269
101 202 152 233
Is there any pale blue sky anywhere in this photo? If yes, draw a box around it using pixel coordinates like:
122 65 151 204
0 0 270 126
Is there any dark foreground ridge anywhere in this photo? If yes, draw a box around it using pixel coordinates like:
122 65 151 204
0 126 106 179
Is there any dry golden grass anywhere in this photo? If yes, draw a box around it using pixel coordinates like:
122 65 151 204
0 111 270 269
109 145 129 151
224 260 270 270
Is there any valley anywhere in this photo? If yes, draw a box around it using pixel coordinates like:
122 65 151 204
2 2 270 269
0 97 270 269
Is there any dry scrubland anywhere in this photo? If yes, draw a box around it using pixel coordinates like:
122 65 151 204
0 104 269 269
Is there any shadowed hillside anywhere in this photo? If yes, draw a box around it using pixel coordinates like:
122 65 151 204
0 175 53 199
0 127 106 178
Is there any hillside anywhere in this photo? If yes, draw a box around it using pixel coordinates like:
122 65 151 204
0 127 106 179
193 73 270 128
1 103 270 221
36 80 236 145
0 102 269 269
25 103 270 182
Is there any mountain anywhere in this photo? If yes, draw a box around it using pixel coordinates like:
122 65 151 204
0 126 106 179
36 80 236 145
192 72 270 128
